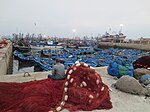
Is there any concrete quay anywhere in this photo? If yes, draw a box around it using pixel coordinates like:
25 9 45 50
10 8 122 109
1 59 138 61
0 42 12 76
98 42 150 51
0 67 106 82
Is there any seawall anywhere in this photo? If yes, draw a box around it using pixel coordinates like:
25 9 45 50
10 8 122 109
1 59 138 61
98 42 150 51
0 42 13 75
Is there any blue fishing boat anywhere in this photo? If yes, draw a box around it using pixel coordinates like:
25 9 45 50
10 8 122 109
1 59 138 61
33 55 55 71
13 50 34 62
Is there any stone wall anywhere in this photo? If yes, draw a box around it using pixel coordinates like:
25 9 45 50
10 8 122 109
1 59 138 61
98 42 150 51
0 42 12 75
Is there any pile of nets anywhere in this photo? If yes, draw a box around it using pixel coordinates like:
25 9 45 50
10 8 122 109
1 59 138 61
0 38 9 48
133 55 150 69
107 61 134 78
0 62 112 112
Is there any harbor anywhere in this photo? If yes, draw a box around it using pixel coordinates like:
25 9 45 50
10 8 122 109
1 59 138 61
1 0 150 111
0 34 150 112
0 36 150 77
6 41 150 75
0 43 150 112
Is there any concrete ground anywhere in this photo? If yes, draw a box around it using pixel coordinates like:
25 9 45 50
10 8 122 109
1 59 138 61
0 67 150 112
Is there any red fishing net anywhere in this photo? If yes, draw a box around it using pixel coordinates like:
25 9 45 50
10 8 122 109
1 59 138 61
0 62 112 112
133 56 150 69
0 38 9 48
0 79 64 112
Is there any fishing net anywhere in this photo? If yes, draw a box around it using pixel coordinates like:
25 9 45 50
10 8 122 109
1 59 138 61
0 62 112 112
133 56 150 69
108 61 134 78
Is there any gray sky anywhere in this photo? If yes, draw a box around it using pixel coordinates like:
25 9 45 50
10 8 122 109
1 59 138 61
0 0 150 39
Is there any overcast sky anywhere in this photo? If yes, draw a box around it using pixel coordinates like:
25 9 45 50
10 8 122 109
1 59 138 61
0 0 150 39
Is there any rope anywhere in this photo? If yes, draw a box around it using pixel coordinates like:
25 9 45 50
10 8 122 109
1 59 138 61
23 72 31 77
